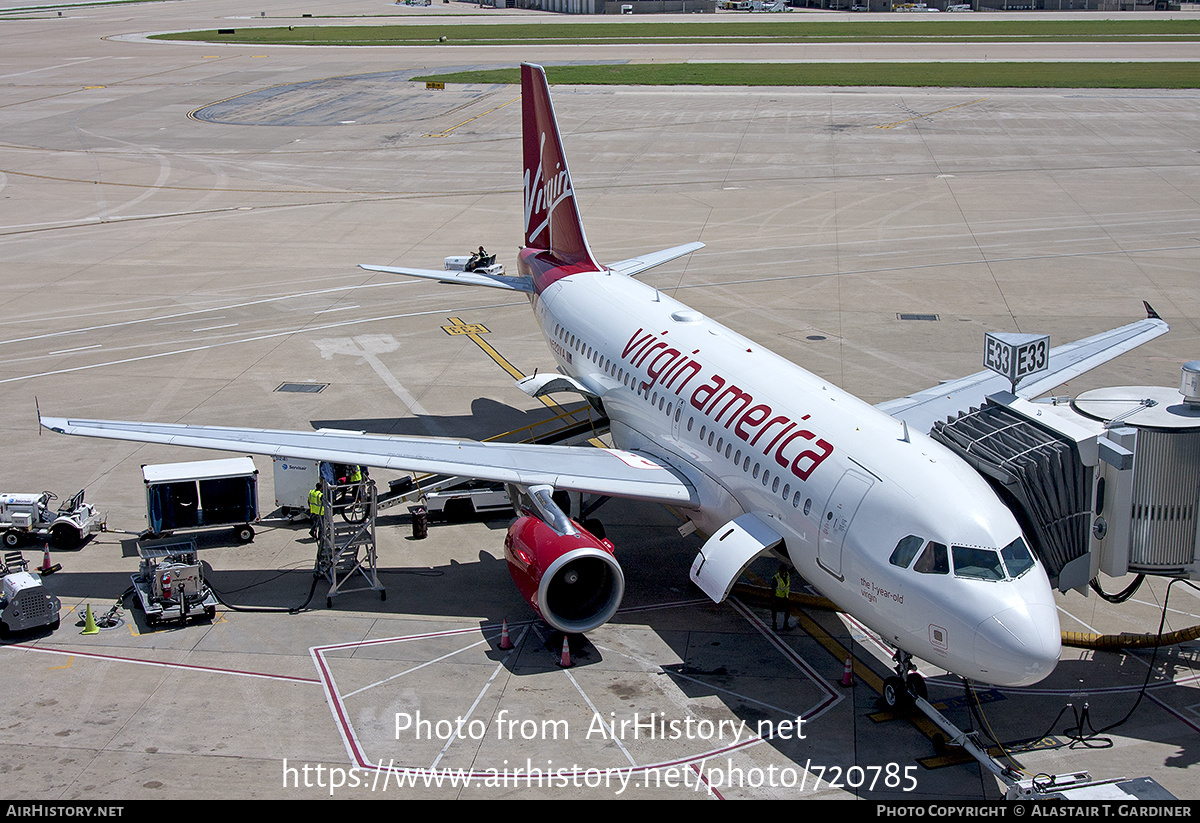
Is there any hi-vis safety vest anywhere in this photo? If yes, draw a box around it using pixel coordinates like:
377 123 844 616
308 488 324 515
773 572 790 599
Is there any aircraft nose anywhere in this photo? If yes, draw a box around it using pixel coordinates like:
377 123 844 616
973 603 1061 687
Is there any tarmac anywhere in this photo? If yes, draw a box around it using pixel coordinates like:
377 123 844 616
1 0 1199 801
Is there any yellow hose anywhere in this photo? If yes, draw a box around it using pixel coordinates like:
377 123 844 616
1061 624 1200 649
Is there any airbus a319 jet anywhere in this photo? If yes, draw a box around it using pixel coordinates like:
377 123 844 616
41 64 1168 702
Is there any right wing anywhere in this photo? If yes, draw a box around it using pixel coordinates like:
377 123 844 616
38 416 698 507
877 305 1169 434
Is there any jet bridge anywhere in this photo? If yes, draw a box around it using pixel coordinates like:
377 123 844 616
929 364 1200 593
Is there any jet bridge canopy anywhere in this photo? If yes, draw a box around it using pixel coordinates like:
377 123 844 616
930 399 1092 591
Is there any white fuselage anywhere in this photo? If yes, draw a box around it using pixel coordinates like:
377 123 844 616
532 268 1061 688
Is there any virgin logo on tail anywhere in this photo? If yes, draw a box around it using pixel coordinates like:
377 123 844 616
523 131 574 251
519 63 602 276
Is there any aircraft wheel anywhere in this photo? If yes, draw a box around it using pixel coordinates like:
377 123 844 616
50 524 79 551
907 672 927 703
883 676 907 711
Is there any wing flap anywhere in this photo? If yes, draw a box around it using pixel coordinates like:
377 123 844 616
39 416 697 506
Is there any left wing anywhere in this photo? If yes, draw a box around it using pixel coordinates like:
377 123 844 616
877 303 1169 434
38 416 698 507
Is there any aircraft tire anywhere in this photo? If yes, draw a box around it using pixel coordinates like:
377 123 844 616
907 672 927 703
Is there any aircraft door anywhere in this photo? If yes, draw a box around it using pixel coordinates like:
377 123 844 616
817 470 874 580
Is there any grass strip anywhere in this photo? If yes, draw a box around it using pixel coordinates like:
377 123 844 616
413 62 1200 89
150 20 1200 46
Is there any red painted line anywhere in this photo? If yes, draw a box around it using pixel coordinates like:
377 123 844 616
3 642 320 683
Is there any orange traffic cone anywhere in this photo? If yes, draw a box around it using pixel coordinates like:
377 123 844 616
840 657 854 687
498 619 513 650
557 635 572 668
38 545 61 575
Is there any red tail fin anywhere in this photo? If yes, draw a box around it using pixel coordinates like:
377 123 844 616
521 64 603 279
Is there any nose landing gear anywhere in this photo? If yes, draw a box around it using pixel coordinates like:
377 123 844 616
882 650 927 711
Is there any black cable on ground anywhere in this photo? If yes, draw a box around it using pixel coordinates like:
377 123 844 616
200 560 321 614
1089 574 1145 604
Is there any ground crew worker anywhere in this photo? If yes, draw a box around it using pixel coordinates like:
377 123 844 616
348 465 363 484
308 483 325 541
772 564 792 631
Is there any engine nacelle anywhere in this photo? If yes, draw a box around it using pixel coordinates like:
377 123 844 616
504 515 625 634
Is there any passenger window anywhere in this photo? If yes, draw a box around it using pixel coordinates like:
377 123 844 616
952 546 1005 580
914 542 949 575
1001 537 1035 578
889 535 924 569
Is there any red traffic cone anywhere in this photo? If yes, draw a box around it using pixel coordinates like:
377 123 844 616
39 545 61 575
840 657 854 687
498 619 513 650
557 635 573 668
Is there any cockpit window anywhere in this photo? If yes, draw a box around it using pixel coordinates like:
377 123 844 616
1001 537 1035 578
951 546 1005 581
889 535 924 569
913 542 949 575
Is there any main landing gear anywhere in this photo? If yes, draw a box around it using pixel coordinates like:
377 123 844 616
882 650 927 711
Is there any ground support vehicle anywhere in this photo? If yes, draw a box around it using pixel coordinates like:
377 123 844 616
0 552 61 635
142 458 259 543
0 489 105 550
131 542 218 627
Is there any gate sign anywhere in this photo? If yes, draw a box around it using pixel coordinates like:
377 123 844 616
984 332 1050 389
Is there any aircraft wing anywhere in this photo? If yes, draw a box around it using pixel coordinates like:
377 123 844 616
358 264 534 293
877 305 1169 434
38 416 699 506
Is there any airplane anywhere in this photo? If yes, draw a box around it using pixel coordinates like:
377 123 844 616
40 63 1169 706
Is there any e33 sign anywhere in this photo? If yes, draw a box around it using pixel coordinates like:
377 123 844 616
984 332 1049 388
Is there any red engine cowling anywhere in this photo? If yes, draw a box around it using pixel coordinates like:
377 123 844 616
504 515 625 634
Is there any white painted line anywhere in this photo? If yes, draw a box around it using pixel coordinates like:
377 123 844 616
48 344 101 356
